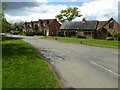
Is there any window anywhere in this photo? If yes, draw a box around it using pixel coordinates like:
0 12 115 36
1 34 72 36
84 31 91 34
109 22 114 29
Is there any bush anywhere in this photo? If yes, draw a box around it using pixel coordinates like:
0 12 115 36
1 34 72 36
18 32 23 35
56 30 64 37
34 30 44 35
55 38 58 40
76 34 86 38
106 37 114 40
26 32 34 36
117 32 120 41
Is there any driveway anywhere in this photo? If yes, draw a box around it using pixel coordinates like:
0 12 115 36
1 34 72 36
6 35 119 88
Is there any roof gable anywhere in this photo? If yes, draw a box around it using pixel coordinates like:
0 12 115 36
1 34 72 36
97 21 107 30
97 17 120 30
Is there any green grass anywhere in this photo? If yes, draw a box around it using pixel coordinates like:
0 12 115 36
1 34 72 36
40 36 119 49
2 36 61 88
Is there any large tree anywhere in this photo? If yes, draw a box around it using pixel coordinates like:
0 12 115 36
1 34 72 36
56 7 82 23
0 2 10 33
2 16 10 33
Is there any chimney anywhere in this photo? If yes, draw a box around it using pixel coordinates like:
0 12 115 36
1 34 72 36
82 18 86 23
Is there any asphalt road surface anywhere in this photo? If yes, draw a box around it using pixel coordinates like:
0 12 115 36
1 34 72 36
6 35 119 88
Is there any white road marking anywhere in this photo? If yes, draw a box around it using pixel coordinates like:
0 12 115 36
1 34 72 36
90 61 120 76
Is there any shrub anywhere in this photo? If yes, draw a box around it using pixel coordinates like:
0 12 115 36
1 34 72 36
76 34 86 38
56 30 64 37
26 32 34 36
19 32 24 35
106 37 114 40
55 38 58 40
116 32 120 41
34 30 44 35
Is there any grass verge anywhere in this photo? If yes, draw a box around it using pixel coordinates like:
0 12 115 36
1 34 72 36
40 36 119 49
2 36 61 88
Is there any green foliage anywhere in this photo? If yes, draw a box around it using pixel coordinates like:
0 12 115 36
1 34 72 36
116 32 120 41
11 22 24 34
76 34 86 38
0 12 10 33
2 16 11 33
56 7 82 23
110 29 118 40
1 2 11 33
56 30 64 37
18 31 24 35
0 13 4 18
0 3 11 33
11 23 17 30
25 32 34 36
34 30 44 35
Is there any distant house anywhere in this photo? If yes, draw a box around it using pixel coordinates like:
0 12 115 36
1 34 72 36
22 19 61 36
60 18 98 38
96 18 120 39
60 18 120 39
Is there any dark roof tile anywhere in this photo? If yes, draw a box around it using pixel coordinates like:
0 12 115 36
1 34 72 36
97 21 107 30
60 20 98 30
24 19 55 25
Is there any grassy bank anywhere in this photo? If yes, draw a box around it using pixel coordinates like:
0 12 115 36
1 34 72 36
2 36 61 88
40 36 119 49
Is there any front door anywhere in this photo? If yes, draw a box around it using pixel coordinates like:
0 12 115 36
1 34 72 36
46 30 49 36
44 30 49 36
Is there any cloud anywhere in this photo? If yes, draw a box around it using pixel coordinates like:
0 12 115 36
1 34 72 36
3 0 48 2
76 0 119 21
71 0 77 2
5 4 67 23
5 0 119 23
36 0 47 2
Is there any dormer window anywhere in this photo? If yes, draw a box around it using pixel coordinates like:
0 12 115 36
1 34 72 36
109 21 114 29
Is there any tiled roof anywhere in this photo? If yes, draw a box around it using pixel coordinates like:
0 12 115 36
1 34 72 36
97 21 107 30
24 19 55 25
40 19 55 25
60 20 98 30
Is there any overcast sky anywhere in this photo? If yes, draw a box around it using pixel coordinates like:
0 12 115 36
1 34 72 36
3 0 120 23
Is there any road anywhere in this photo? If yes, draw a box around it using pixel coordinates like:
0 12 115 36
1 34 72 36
6 35 119 88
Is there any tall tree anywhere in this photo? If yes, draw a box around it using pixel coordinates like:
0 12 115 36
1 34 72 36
56 7 82 23
0 2 10 33
2 16 10 33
